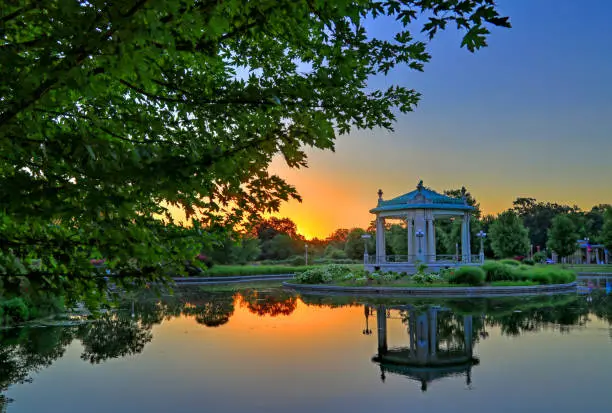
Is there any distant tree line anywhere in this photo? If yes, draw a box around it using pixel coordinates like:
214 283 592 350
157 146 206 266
203 190 612 265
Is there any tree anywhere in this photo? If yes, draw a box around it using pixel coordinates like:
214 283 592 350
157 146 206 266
0 1 510 294
547 215 578 259
601 207 612 253
259 234 301 260
512 198 576 250
444 187 481 218
326 228 350 250
387 224 408 256
252 217 300 242
344 228 369 260
489 211 530 258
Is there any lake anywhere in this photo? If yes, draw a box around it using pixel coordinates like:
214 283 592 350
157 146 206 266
2 282 611 413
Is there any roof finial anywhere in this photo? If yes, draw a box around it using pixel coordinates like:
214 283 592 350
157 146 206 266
417 180 424 192
377 189 383 201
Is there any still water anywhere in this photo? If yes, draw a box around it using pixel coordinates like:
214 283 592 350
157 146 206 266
2 283 612 413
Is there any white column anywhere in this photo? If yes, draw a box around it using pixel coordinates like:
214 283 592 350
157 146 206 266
461 214 467 263
466 213 471 263
407 217 413 263
376 216 384 264
427 217 435 263
605 250 609 265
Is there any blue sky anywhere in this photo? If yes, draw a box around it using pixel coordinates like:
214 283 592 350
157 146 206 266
270 0 612 238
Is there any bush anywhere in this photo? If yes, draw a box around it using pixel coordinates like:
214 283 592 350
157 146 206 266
411 273 426 284
1 297 30 323
294 268 328 284
325 246 347 259
522 259 535 266
482 261 515 282
532 251 547 264
529 268 575 284
448 267 485 286
290 256 306 266
293 264 353 284
500 259 521 266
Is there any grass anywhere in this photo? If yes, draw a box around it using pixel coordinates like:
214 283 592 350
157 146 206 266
490 280 538 287
557 264 612 273
201 264 363 277
197 281 284 292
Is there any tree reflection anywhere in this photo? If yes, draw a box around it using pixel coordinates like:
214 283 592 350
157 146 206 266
239 290 297 317
183 298 235 327
0 327 75 408
77 315 153 364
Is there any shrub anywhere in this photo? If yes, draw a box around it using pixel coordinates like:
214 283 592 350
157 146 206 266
416 262 428 274
532 251 547 264
325 264 352 279
381 273 397 282
411 273 426 284
482 261 514 282
500 259 521 267
290 256 306 266
1 297 30 323
522 258 535 266
294 268 327 284
529 268 576 284
448 267 485 286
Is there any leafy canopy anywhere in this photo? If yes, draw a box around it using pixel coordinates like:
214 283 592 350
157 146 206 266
0 1 510 290
489 211 530 258
547 214 578 259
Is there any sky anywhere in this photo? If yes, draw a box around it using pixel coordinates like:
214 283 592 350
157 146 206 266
268 0 612 239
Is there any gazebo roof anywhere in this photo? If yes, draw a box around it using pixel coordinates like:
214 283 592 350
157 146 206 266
370 180 475 214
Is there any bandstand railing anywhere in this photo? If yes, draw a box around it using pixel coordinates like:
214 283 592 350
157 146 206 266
365 254 484 265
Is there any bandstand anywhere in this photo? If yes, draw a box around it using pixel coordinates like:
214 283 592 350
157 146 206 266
366 180 481 273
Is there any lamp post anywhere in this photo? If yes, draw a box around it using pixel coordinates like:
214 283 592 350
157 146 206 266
585 237 590 265
415 229 424 260
361 234 372 265
305 244 308 266
476 230 486 263
363 305 372 335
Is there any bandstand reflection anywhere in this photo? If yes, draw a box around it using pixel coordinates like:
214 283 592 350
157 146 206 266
366 304 480 392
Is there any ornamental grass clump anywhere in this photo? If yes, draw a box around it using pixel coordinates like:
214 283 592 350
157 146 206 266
482 261 515 282
448 267 486 286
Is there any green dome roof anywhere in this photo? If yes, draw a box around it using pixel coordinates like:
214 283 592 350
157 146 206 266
370 181 474 213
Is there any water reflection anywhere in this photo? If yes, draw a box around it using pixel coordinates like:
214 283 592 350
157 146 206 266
2 286 612 409
371 305 479 391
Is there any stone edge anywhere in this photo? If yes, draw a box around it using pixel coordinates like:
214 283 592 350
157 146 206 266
282 281 578 297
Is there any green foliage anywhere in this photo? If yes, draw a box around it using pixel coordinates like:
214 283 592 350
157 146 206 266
448 267 485 286
547 214 578 258
522 259 535 266
411 273 443 284
324 245 348 259
490 211 530 258
601 207 612 252
1 297 29 323
500 259 521 266
0 0 510 303
513 198 580 250
416 262 429 274
532 251 547 263
482 261 515 282
259 234 301 261
344 228 369 260
386 224 408 256
290 256 306 266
